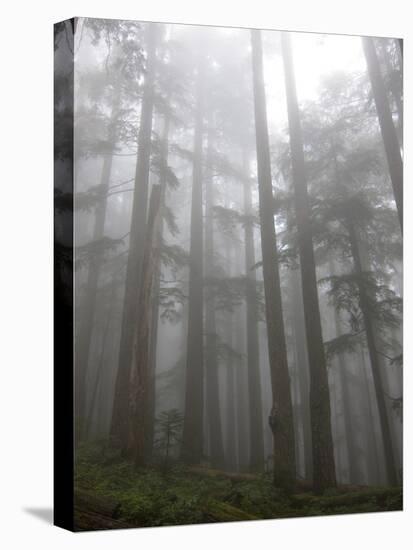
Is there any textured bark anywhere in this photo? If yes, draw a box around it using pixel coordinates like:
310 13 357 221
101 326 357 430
347 221 398 485
235 303 249 472
111 24 158 450
182 59 205 464
145 113 170 458
363 37 403 233
398 39 403 59
379 40 403 144
129 184 162 467
281 32 336 492
251 29 296 491
290 269 313 481
85 274 117 439
332 304 361 484
226 359 237 472
204 131 225 468
359 348 381 484
242 155 264 472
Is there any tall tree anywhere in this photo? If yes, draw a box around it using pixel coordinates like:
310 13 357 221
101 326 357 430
242 155 265 471
289 269 313 480
111 23 158 451
362 37 403 232
281 32 336 492
129 184 163 467
204 130 225 468
251 29 296 490
181 57 205 464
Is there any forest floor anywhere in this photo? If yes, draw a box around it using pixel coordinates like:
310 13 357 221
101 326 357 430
74 443 402 531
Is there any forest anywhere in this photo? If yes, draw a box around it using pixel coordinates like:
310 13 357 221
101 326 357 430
54 18 403 530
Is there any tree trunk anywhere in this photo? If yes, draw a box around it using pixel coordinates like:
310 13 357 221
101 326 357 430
379 40 403 146
111 23 158 451
235 303 249 472
129 184 162 467
145 113 171 459
204 130 225 469
182 59 205 464
359 347 381 484
281 32 336 492
242 154 265 472
347 221 398 485
85 274 117 439
332 304 360 484
362 37 403 233
251 29 296 491
226 359 237 471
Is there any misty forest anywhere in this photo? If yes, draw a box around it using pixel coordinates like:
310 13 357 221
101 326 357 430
54 18 403 529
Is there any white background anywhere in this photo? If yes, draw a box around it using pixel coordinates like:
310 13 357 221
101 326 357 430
0 0 411 548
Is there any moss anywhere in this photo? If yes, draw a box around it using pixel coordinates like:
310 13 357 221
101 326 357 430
74 445 402 530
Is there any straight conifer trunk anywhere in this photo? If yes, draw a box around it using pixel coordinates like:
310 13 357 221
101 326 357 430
111 24 158 451
290 269 313 481
129 184 162 467
332 304 360 483
226 359 237 471
204 130 225 468
251 29 296 491
281 32 336 492
145 113 171 458
363 37 403 233
242 155 264 471
182 59 205 464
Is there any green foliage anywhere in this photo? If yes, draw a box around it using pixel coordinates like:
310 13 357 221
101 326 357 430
324 332 363 362
162 205 180 236
205 333 244 365
154 409 184 466
75 236 126 270
160 243 188 273
74 445 402 530
204 275 246 312
213 205 260 240
158 286 186 324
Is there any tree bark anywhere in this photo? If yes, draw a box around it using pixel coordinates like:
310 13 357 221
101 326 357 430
85 274 117 439
332 301 361 484
359 347 381 484
281 32 336 492
251 29 296 491
111 23 158 451
182 58 205 464
129 184 162 467
226 359 237 471
362 37 403 233
379 40 403 145
242 154 264 472
204 130 225 469
145 113 171 459
290 269 313 481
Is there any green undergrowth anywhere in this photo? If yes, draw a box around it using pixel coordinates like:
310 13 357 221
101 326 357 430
74 442 402 530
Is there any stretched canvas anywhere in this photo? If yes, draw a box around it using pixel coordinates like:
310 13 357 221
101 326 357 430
54 17 403 531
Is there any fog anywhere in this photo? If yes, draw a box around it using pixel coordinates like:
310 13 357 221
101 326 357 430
55 18 402 500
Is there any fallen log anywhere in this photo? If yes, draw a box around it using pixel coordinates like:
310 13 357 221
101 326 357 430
74 489 133 531
290 487 402 509
203 500 259 523
187 466 258 482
